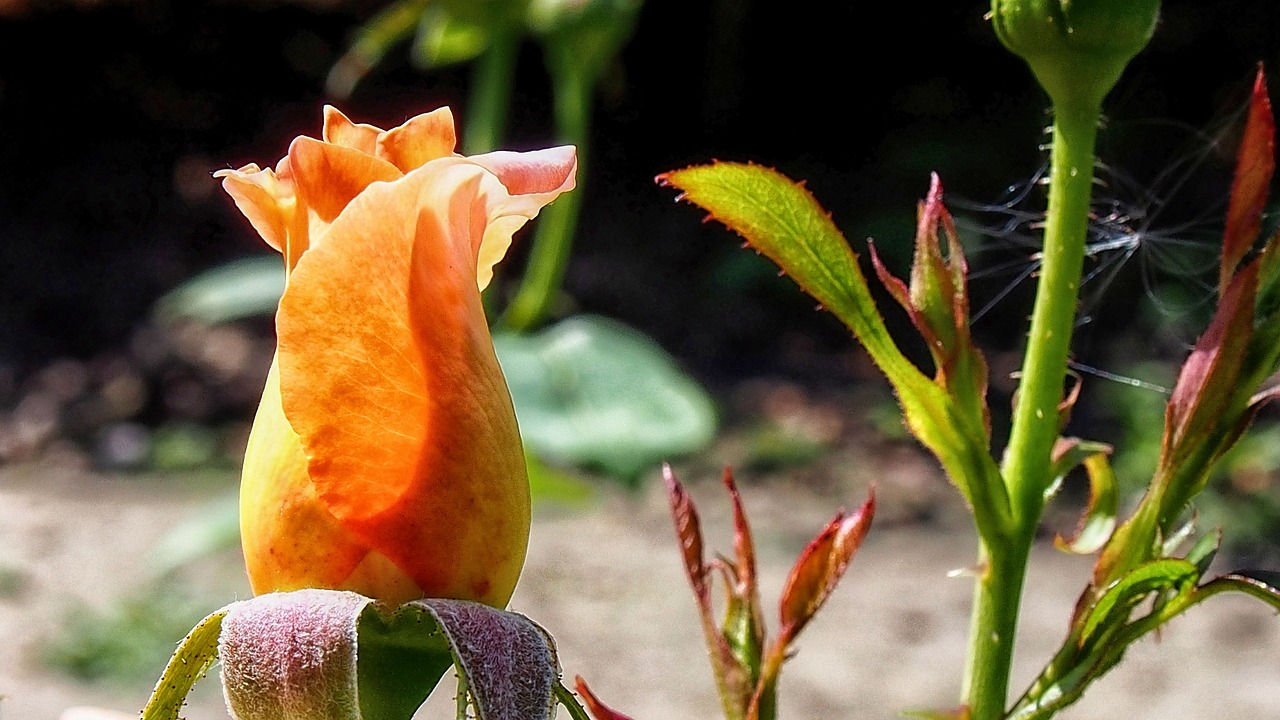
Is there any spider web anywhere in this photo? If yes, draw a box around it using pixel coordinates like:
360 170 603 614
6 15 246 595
949 102 1253 394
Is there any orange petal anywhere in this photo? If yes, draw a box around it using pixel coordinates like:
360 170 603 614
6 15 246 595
376 107 459 173
276 161 538 604
322 105 383 155
467 145 578 289
239 357 370 594
215 163 294 253
288 135 403 230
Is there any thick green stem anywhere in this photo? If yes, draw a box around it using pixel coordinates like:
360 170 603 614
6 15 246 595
500 61 591 332
962 537 1033 720
963 103 1102 719
1003 104 1100 517
461 23 522 156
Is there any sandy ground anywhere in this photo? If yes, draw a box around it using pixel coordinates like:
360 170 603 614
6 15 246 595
1 460 1278 720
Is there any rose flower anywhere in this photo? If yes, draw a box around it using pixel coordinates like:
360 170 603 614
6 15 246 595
217 106 576 607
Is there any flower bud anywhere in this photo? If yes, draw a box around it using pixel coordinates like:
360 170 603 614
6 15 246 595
990 0 1161 109
218 107 576 606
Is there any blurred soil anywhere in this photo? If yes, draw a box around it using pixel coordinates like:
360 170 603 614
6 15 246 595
2 434 1279 720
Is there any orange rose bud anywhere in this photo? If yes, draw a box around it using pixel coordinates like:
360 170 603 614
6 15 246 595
217 107 576 607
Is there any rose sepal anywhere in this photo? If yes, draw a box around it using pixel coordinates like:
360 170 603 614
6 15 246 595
140 589 598 720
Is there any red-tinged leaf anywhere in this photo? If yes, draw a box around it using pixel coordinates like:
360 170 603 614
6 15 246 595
1164 261 1258 461
777 489 875 642
909 175 961 352
869 239 941 354
573 677 638 720
724 468 761 602
664 463 711 610
661 162 1010 547
1221 67 1275 292
720 468 766 695
665 465 756 720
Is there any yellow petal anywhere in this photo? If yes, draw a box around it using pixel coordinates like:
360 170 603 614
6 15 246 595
214 163 293 254
238 357 371 594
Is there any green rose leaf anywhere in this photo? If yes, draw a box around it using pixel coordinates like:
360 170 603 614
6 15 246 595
153 256 284 326
494 315 718 483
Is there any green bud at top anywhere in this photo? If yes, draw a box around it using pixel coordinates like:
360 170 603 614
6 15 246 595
991 0 1161 110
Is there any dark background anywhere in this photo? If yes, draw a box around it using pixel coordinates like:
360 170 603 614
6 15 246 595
0 0 1277 402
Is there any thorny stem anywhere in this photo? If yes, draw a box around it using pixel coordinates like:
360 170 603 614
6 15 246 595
962 102 1102 719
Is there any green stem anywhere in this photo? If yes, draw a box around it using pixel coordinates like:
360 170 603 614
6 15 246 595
462 22 522 156
963 102 1102 720
499 59 591 332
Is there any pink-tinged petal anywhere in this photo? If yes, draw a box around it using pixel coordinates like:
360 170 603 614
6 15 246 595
215 163 294 253
1221 67 1275 292
276 161 532 606
376 107 459 173
471 145 578 196
322 105 383 155
468 145 578 288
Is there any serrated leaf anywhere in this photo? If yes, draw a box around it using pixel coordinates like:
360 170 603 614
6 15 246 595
141 609 225 720
660 162 1012 545
1199 570 1280 610
659 162 908 381
1078 559 1199 645
1157 261 1260 524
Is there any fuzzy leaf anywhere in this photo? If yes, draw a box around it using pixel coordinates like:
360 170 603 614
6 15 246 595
214 590 560 720
410 598 559 720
